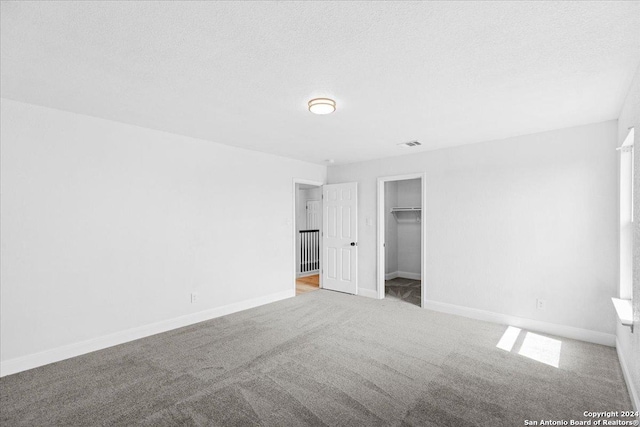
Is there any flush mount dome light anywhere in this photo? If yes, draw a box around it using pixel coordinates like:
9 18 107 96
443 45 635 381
308 98 336 115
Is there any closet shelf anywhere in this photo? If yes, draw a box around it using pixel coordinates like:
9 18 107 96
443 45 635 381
390 207 421 223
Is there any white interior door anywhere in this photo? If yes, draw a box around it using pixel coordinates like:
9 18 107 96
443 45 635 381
322 182 358 294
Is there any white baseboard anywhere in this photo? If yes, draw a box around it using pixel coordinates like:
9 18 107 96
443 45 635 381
397 271 421 280
385 271 420 281
423 300 615 347
0 289 295 377
358 287 379 299
616 338 640 413
297 271 319 278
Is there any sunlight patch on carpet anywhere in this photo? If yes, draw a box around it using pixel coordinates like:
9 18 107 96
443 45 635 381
496 326 561 368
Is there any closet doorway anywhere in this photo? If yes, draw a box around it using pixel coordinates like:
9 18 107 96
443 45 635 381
377 174 426 307
293 179 323 296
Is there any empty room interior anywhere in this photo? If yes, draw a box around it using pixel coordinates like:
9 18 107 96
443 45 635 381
1 1 640 426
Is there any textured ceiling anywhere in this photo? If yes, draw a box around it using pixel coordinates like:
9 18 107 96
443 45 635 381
2 1 639 165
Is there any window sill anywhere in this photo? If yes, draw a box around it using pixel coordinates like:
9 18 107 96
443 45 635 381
612 298 634 332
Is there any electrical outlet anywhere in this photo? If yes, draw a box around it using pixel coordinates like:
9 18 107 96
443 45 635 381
191 293 198 304
536 298 546 310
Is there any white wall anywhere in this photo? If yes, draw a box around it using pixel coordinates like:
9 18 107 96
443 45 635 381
396 179 421 276
328 121 618 337
616 63 640 411
384 181 398 275
0 99 326 369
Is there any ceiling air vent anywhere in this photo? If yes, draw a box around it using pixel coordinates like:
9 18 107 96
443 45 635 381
397 140 422 148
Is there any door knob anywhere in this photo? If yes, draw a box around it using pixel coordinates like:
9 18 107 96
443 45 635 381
350 242 357 246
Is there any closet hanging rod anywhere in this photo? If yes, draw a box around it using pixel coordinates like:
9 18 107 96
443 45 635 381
390 207 421 212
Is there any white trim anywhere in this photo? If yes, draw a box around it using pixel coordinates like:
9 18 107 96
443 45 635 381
618 127 635 150
297 271 320 278
385 271 421 281
0 289 294 377
611 298 634 328
385 271 399 280
377 173 427 307
292 178 324 294
423 299 615 347
396 271 421 281
616 338 640 413
358 288 379 299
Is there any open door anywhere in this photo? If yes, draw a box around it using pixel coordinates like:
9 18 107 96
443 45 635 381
322 182 358 294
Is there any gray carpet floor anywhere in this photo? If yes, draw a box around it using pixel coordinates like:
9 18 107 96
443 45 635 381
0 290 632 426
385 278 421 307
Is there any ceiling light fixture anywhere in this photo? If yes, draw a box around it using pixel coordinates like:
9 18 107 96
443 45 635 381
308 98 336 115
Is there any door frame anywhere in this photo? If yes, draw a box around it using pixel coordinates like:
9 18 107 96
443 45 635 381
292 178 324 295
377 173 427 307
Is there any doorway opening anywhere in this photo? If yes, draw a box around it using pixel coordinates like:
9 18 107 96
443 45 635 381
294 180 323 296
377 174 426 307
